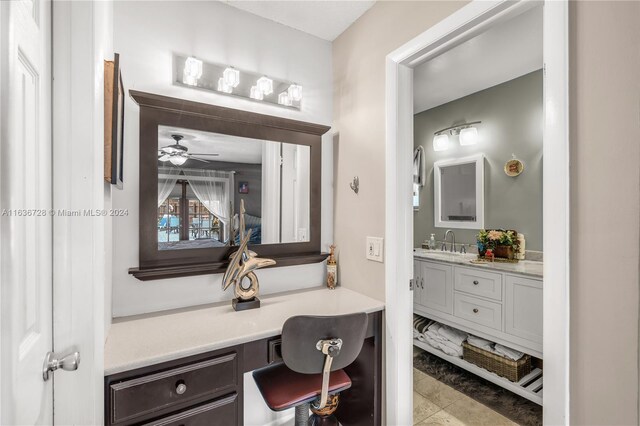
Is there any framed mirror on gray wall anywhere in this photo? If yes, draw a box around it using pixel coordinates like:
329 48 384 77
434 154 485 229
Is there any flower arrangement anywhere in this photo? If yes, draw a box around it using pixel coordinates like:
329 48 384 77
477 229 520 260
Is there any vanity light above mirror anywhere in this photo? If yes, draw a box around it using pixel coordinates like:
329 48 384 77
432 121 481 151
175 54 303 109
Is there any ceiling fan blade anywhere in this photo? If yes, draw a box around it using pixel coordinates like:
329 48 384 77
189 157 211 163
188 153 219 156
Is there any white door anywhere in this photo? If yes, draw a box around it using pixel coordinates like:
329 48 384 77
0 0 53 424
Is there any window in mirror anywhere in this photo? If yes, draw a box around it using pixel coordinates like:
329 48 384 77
157 126 311 251
434 154 484 229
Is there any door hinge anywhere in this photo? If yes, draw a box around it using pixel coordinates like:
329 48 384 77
409 278 414 291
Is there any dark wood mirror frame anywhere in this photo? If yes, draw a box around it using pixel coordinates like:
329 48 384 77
128 91 330 281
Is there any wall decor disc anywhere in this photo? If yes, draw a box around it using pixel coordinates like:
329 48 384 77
504 158 524 177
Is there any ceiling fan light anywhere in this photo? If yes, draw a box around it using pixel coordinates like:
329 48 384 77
159 154 171 162
169 155 188 166
257 76 273 95
250 85 264 100
223 67 240 88
287 84 303 102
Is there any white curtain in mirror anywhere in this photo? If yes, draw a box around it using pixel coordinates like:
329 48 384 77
184 170 232 240
157 167 180 207
261 142 281 244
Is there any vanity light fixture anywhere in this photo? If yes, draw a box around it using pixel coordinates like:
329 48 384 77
432 134 450 152
278 91 292 106
287 83 303 102
250 85 264 100
433 121 481 151
459 127 479 146
257 76 274 96
183 56 203 86
217 77 233 94
223 67 240 88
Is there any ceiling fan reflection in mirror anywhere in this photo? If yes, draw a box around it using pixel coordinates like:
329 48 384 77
158 134 219 166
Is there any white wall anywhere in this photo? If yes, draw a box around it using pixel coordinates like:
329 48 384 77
111 1 333 317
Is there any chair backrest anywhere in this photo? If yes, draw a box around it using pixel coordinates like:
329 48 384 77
281 312 368 374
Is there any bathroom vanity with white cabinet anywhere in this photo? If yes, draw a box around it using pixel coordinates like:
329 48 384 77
413 249 543 404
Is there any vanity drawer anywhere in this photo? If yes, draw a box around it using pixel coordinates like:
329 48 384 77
109 352 238 425
454 293 502 331
142 394 238 426
454 267 503 301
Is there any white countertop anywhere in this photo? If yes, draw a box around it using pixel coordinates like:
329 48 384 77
413 248 543 278
104 287 385 376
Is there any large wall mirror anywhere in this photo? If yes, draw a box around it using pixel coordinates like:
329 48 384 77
130 91 329 280
433 154 484 230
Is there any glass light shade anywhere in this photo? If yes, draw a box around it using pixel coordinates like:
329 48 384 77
433 134 449 151
223 67 240 88
159 153 171 162
250 85 264 100
257 76 273 95
183 57 203 86
287 84 303 102
217 77 233 94
278 91 292 106
459 127 478 146
169 155 188 166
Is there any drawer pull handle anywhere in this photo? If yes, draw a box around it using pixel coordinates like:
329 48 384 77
473 280 479 285
176 381 187 395
472 308 479 313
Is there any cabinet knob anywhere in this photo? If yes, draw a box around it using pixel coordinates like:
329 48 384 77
176 381 187 395
472 308 479 314
473 280 479 285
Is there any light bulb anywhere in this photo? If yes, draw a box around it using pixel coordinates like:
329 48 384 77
250 85 264 100
217 77 233 94
257 76 273 95
169 155 188 166
223 67 240 88
287 84 303 102
433 134 449 152
278 91 292 106
183 57 203 86
459 127 478 146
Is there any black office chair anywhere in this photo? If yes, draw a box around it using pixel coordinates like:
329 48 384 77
252 313 368 426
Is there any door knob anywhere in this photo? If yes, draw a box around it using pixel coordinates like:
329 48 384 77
43 350 80 381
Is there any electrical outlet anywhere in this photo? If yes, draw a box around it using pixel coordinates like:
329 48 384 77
366 237 384 262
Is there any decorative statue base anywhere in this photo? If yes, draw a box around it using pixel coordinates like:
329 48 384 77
232 297 260 311
222 200 275 311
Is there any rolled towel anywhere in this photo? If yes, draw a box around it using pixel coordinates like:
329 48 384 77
437 324 468 346
494 344 524 361
425 330 446 343
423 334 462 358
417 333 427 343
468 335 494 351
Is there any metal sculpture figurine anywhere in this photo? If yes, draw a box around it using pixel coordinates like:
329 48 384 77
222 200 275 311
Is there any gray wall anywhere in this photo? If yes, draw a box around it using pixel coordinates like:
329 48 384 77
414 70 543 250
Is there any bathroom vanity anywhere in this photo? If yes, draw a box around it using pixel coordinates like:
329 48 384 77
104 287 384 426
413 249 543 404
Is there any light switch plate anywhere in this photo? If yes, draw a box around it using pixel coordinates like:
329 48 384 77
366 237 384 262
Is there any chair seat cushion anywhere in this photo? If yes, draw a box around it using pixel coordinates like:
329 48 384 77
252 363 352 411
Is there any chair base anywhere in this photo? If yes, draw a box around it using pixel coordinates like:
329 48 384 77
294 394 341 426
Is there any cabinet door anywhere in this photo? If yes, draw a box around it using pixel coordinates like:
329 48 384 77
413 260 422 307
420 262 453 314
505 275 543 344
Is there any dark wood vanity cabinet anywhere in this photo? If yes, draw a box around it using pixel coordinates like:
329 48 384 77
105 311 382 426
105 348 243 426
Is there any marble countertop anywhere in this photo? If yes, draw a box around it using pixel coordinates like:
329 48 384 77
104 287 385 376
413 248 543 278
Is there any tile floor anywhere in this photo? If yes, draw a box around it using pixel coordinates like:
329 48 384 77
413 368 518 425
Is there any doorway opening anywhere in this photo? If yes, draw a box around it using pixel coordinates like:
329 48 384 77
385 1 569 425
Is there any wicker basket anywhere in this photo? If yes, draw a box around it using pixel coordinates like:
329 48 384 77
462 342 531 382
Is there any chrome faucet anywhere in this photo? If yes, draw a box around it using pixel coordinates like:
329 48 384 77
444 230 456 253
